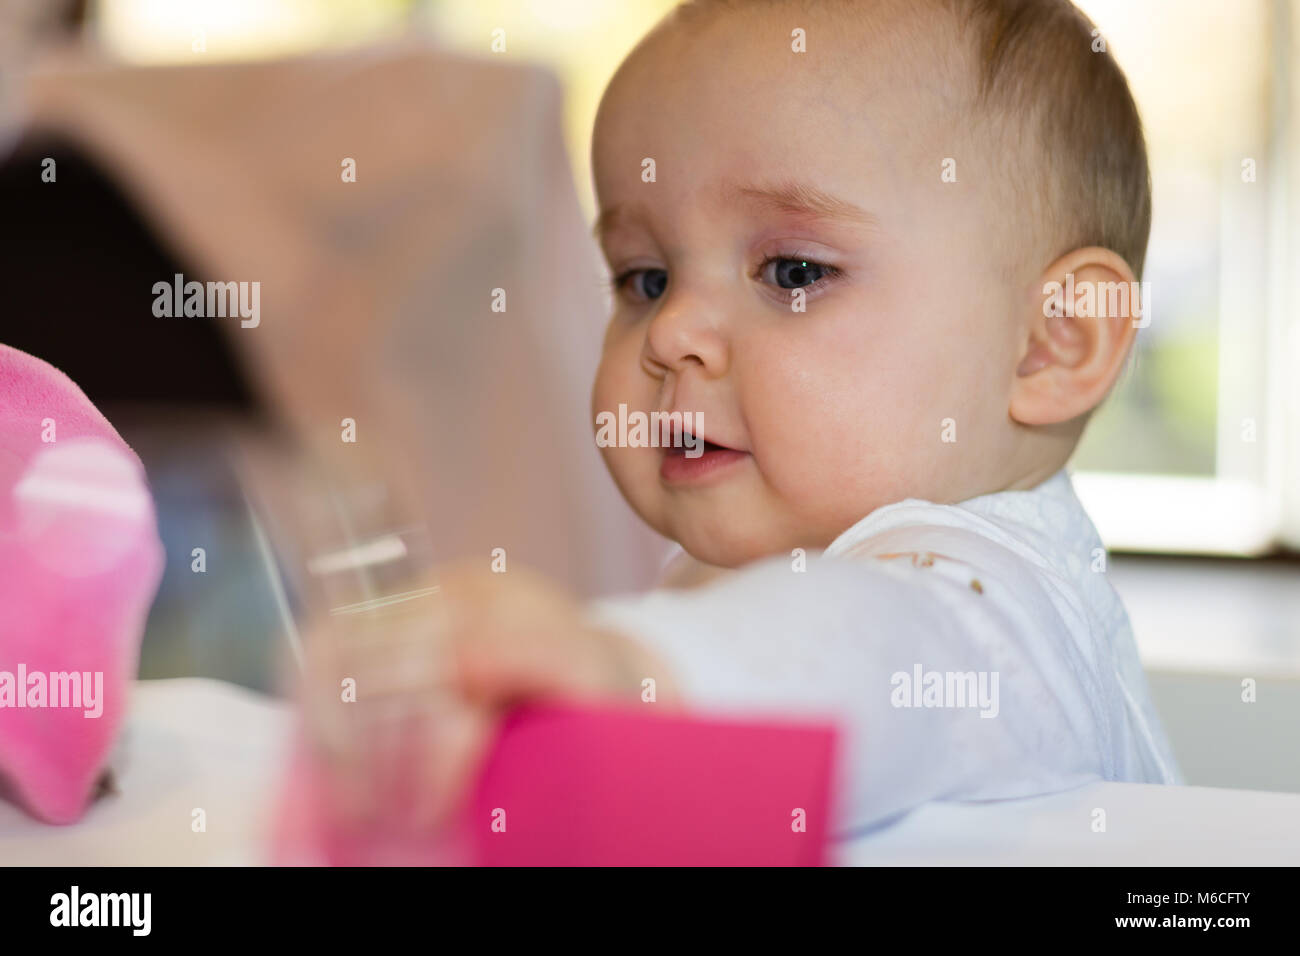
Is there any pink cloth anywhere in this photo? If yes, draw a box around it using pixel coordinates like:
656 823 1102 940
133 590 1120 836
272 702 838 866
0 344 163 824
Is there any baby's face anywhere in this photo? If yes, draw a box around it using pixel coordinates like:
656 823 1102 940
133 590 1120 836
591 6 1028 566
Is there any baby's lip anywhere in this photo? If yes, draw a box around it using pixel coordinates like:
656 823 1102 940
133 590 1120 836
652 407 746 453
659 430 749 484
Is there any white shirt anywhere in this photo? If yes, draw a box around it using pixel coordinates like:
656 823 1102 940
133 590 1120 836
588 467 1182 838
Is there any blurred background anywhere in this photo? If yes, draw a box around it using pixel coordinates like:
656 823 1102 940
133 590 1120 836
0 0 1296 792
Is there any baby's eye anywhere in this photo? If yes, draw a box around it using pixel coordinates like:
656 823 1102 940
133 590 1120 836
760 256 838 290
612 268 668 302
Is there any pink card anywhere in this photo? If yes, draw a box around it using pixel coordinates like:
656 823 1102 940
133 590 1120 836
273 702 838 867
466 704 838 866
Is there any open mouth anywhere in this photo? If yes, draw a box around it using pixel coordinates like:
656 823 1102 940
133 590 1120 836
660 432 748 483
666 433 731 455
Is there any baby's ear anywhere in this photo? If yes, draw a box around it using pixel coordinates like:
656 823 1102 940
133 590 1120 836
1009 247 1141 427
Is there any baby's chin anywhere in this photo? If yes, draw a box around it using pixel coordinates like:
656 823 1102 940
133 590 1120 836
673 533 769 570
658 506 824 569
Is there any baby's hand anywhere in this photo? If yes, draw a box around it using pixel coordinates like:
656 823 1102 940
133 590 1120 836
300 562 676 839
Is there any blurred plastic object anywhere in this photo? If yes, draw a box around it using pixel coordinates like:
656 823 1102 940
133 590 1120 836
18 42 667 598
0 344 164 823
272 702 839 866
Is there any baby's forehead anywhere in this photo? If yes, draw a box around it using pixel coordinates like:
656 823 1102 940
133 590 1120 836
631 0 972 88
594 0 977 160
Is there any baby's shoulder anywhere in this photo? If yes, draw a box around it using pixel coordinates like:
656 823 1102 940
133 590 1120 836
823 505 1088 634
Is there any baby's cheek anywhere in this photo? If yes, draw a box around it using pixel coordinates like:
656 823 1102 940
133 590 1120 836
601 443 674 541
744 370 858 493
590 348 624 418
747 352 925 528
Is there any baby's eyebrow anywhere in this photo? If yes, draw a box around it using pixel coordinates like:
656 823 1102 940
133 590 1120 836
591 205 638 245
593 178 876 245
722 178 878 230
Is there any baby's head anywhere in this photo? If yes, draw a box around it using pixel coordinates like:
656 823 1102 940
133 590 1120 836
590 0 1150 566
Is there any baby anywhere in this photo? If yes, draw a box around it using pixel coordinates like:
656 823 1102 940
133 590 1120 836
306 0 1180 839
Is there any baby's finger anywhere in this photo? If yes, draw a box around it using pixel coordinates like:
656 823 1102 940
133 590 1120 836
410 697 498 835
301 612 450 788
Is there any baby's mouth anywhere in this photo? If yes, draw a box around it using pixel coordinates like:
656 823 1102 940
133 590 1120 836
666 431 729 455
672 436 728 455
660 432 748 484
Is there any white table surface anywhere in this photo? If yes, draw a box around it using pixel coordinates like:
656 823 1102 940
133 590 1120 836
837 781 1300 866
3 678 1297 866
0 678 292 866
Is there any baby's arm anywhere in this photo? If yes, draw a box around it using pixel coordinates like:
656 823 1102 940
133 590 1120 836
590 552 1109 836
301 550 1108 840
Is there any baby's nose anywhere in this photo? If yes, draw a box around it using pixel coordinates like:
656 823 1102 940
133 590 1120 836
642 295 729 378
